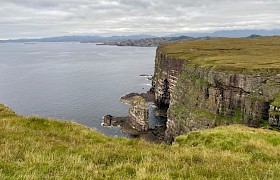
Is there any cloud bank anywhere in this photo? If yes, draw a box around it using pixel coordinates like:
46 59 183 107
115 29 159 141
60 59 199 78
0 0 280 39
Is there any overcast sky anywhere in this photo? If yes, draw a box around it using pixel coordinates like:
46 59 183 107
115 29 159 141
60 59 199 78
0 0 280 39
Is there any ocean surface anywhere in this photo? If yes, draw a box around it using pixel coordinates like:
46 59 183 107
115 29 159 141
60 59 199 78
0 42 162 137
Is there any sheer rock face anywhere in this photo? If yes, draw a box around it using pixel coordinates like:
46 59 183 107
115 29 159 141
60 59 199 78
102 115 127 126
103 96 149 132
152 49 280 142
153 51 185 109
128 96 149 132
269 105 280 127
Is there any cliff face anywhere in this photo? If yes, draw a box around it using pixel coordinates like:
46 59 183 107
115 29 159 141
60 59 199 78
153 51 185 109
128 96 149 131
153 41 280 141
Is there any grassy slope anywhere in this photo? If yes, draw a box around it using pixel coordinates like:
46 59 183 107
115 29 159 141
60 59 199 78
1 104 280 179
160 37 280 74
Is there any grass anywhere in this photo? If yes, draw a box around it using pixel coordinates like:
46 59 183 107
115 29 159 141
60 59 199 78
169 104 244 131
272 93 280 107
160 36 280 74
1 104 280 179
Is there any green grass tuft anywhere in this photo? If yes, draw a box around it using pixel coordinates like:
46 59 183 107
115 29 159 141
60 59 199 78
272 93 280 107
0 104 16 118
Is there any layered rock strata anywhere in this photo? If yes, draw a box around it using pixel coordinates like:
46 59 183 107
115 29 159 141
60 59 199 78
103 96 149 132
128 96 149 131
103 95 167 143
153 51 185 109
102 115 127 126
153 48 280 142
269 105 280 127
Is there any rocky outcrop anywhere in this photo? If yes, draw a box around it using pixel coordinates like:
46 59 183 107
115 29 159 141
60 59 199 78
102 115 127 126
120 91 154 104
269 105 280 127
128 96 149 131
0 104 16 115
103 96 149 132
153 48 280 142
103 95 167 143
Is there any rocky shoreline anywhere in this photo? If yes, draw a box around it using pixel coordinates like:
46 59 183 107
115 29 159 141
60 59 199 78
103 90 167 143
103 114 166 143
102 37 280 144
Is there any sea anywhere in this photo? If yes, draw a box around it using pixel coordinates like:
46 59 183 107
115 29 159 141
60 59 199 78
0 42 164 137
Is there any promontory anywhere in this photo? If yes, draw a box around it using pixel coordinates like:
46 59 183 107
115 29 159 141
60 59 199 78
152 36 280 141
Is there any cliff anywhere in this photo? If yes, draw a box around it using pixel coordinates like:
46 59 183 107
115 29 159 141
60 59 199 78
103 95 149 132
153 37 280 141
128 96 149 131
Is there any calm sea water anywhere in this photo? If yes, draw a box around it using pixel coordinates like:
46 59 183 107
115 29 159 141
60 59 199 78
0 42 159 137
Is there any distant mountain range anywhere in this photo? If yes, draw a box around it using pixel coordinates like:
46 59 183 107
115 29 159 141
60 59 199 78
170 29 280 38
0 29 279 43
0 34 157 43
99 36 214 47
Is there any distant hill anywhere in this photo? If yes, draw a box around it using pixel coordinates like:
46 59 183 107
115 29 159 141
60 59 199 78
0 34 157 43
1 29 279 43
99 36 214 47
170 29 280 38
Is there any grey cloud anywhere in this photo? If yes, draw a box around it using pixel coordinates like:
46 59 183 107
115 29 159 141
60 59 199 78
0 0 279 39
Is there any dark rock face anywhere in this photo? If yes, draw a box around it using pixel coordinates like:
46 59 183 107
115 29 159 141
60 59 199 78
103 95 167 143
152 48 280 142
103 96 149 132
102 115 112 126
153 51 185 109
269 105 280 127
102 115 127 126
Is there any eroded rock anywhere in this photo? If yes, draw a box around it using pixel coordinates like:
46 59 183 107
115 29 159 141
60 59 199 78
128 96 149 131
269 105 280 127
103 96 149 132
102 115 127 126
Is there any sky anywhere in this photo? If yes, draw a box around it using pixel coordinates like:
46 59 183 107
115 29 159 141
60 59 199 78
0 0 280 39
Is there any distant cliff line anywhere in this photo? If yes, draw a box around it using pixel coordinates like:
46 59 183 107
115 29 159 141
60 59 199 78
97 34 269 47
98 36 214 47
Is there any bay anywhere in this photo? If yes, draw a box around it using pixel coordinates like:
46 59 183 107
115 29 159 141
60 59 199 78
0 42 158 137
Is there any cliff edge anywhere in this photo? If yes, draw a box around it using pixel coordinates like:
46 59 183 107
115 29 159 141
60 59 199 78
1 103 280 178
152 37 280 141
